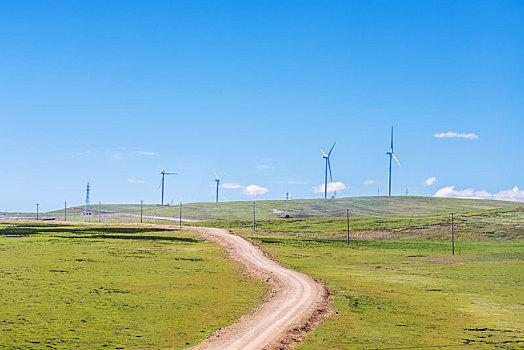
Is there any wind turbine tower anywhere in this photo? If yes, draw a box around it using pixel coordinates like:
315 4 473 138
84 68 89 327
160 169 177 206
386 126 401 196
321 142 336 199
84 182 91 215
213 170 223 203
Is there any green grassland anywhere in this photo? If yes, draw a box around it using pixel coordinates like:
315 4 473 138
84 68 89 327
0 223 267 349
43 196 520 221
3 198 523 349
176 201 523 349
230 206 523 349
189 206 524 242
248 236 523 349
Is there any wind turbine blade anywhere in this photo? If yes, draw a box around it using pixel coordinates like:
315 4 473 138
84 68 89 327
390 126 394 152
328 142 336 156
321 149 328 157
213 169 219 179
328 158 333 182
392 153 401 166
165 172 177 175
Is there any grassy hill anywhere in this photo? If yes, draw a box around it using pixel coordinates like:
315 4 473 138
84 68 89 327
191 206 524 242
49 196 522 220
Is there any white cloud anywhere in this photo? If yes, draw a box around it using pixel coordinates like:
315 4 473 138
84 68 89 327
255 165 274 169
424 177 437 186
433 131 478 139
135 151 157 156
363 179 376 185
288 180 307 185
112 153 122 161
242 184 269 196
434 186 524 202
313 182 348 194
221 182 269 196
222 182 244 189
494 187 524 202
128 179 145 184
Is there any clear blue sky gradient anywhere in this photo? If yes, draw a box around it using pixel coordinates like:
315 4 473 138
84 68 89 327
1 1 523 211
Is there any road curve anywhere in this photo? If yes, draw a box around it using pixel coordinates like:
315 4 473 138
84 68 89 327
187 227 329 350
28 221 329 349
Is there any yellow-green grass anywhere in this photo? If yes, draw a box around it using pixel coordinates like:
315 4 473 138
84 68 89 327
0 223 267 349
41 196 521 221
189 206 524 241
248 236 523 349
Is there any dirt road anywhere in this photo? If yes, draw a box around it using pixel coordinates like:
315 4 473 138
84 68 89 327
18 220 329 349
188 227 330 350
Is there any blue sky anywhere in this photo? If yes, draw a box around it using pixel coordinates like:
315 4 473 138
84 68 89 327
1 1 523 211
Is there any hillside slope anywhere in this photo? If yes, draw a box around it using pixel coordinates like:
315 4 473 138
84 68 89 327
55 196 521 220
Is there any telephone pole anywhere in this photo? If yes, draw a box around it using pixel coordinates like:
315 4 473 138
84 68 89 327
179 201 182 226
346 209 350 245
253 201 256 231
451 213 455 256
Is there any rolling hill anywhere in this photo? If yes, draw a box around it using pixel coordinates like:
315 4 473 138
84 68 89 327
48 196 522 220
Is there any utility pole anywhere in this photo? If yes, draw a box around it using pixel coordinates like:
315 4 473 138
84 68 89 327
253 201 256 231
179 201 182 226
140 200 143 223
64 201 67 221
36 203 39 220
346 209 350 245
451 213 455 256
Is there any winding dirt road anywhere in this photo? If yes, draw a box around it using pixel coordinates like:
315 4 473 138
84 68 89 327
187 227 330 350
18 220 329 349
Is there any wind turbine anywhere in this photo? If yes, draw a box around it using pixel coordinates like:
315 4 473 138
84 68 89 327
386 126 400 196
160 169 177 205
321 142 336 199
213 170 223 203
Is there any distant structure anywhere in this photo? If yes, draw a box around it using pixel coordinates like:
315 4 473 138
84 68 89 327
285 192 291 218
160 169 177 205
83 182 91 215
213 170 223 203
385 126 400 196
321 142 336 199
